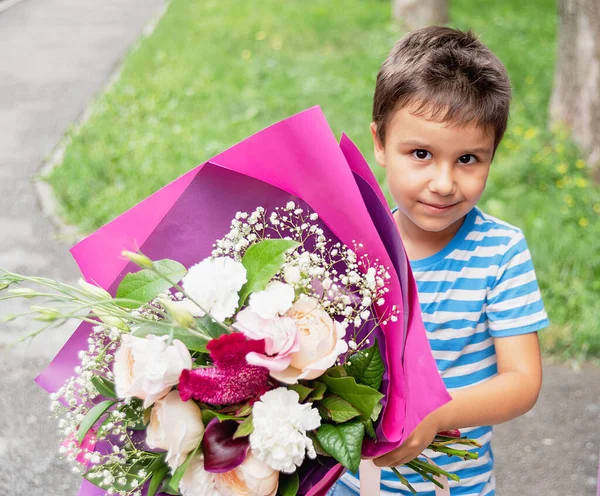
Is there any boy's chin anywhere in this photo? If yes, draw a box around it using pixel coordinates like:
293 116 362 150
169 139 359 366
412 214 465 234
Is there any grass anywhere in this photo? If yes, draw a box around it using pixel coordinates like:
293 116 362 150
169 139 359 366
48 0 600 361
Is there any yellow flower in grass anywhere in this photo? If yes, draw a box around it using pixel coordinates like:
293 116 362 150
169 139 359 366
556 163 568 175
576 159 586 169
579 217 589 228
564 195 575 207
575 177 588 188
524 128 538 140
594 204 600 214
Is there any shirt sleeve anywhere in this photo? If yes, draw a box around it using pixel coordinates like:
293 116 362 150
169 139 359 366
486 230 549 337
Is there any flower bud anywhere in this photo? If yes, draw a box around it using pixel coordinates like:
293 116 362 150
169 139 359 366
8 288 37 298
78 279 111 300
160 298 196 329
91 308 130 331
121 250 154 270
32 306 62 322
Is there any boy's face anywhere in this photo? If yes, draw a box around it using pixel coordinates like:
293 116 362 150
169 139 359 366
371 104 495 245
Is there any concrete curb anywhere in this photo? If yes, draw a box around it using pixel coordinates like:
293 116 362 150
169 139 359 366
33 1 170 245
0 0 26 14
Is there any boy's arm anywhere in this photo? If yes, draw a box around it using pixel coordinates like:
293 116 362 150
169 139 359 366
373 332 542 467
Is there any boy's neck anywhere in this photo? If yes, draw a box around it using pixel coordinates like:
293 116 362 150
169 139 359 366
393 210 466 262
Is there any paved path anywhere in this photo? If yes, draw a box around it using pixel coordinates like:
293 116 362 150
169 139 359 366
0 0 598 495
0 0 164 494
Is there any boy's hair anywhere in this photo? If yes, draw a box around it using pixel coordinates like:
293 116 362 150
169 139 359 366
373 26 511 151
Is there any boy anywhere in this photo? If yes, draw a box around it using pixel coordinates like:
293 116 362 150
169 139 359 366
332 27 549 495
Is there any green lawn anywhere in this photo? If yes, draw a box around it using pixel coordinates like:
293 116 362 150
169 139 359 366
48 0 600 361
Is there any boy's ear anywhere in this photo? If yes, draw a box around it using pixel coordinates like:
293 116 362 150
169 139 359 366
370 122 386 168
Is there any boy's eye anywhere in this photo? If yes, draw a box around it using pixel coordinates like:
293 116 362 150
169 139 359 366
458 154 477 165
412 149 432 160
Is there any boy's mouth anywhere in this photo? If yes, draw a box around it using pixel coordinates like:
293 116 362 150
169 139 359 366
419 201 458 213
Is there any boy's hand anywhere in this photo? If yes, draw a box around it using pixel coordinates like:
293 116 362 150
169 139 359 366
373 411 440 467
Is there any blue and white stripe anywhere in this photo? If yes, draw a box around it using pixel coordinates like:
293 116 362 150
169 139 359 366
338 207 548 495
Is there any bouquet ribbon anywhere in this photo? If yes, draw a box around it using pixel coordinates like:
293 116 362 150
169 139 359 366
359 459 450 496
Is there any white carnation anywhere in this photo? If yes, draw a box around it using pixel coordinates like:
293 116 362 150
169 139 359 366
182 257 247 322
249 281 295 319
250 388 321 473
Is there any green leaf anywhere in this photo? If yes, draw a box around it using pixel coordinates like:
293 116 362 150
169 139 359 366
238 239 300 305
116 259 187 308
90 376 117 399
326 365 348 378
316 420 365 473
77 400 116 444
84 454 157 492
363 419 376 440
148 464 169 496
288 384 313 402
318 395 361 423
321 373 383 421
132 322 208 352
167 444 200 493
160 478 181 495
233 415 254 439
345 338 385 390
278 471 300 496
309 381 327 401
195 315 228 339
120 398 146 430
307 431 330 456
201 409 244 425
370 402 383 422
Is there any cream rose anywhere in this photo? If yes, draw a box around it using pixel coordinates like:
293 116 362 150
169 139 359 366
113 334 192 408
146 390 204 471
271 295 348 384
215 452 279 496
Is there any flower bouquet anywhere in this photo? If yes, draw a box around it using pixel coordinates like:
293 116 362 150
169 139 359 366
1 107 481 496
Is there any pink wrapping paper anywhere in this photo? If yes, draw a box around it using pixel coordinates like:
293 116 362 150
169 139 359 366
36 106 450 495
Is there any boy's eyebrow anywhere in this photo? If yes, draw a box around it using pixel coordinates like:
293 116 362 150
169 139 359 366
399 140 493 156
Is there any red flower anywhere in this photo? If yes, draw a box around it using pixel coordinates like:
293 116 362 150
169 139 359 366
178 333 269 405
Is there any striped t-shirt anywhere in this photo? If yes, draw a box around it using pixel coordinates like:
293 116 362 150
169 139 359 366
339 207 549 495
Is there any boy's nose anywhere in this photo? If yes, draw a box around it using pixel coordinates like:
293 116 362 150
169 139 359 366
428 164 456 196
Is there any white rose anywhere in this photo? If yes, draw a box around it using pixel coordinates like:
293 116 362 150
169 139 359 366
248 281 295 319
113 334 192 408
146 391 204 471
271 295 348 384
215 452 279 496
179 455 219 496
182 257 247 322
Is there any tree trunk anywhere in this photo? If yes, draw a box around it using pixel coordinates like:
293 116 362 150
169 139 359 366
550 0 600 175
392 0 449 30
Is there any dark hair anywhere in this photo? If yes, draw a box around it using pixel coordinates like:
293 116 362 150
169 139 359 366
373 26 511 151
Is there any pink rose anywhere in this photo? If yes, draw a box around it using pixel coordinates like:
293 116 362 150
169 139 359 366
234 307 299 373
272 295 348 384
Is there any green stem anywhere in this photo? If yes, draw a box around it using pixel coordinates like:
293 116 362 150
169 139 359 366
390 467 417 495
409 458 460 483
405 461 445 489
429 445 479 460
